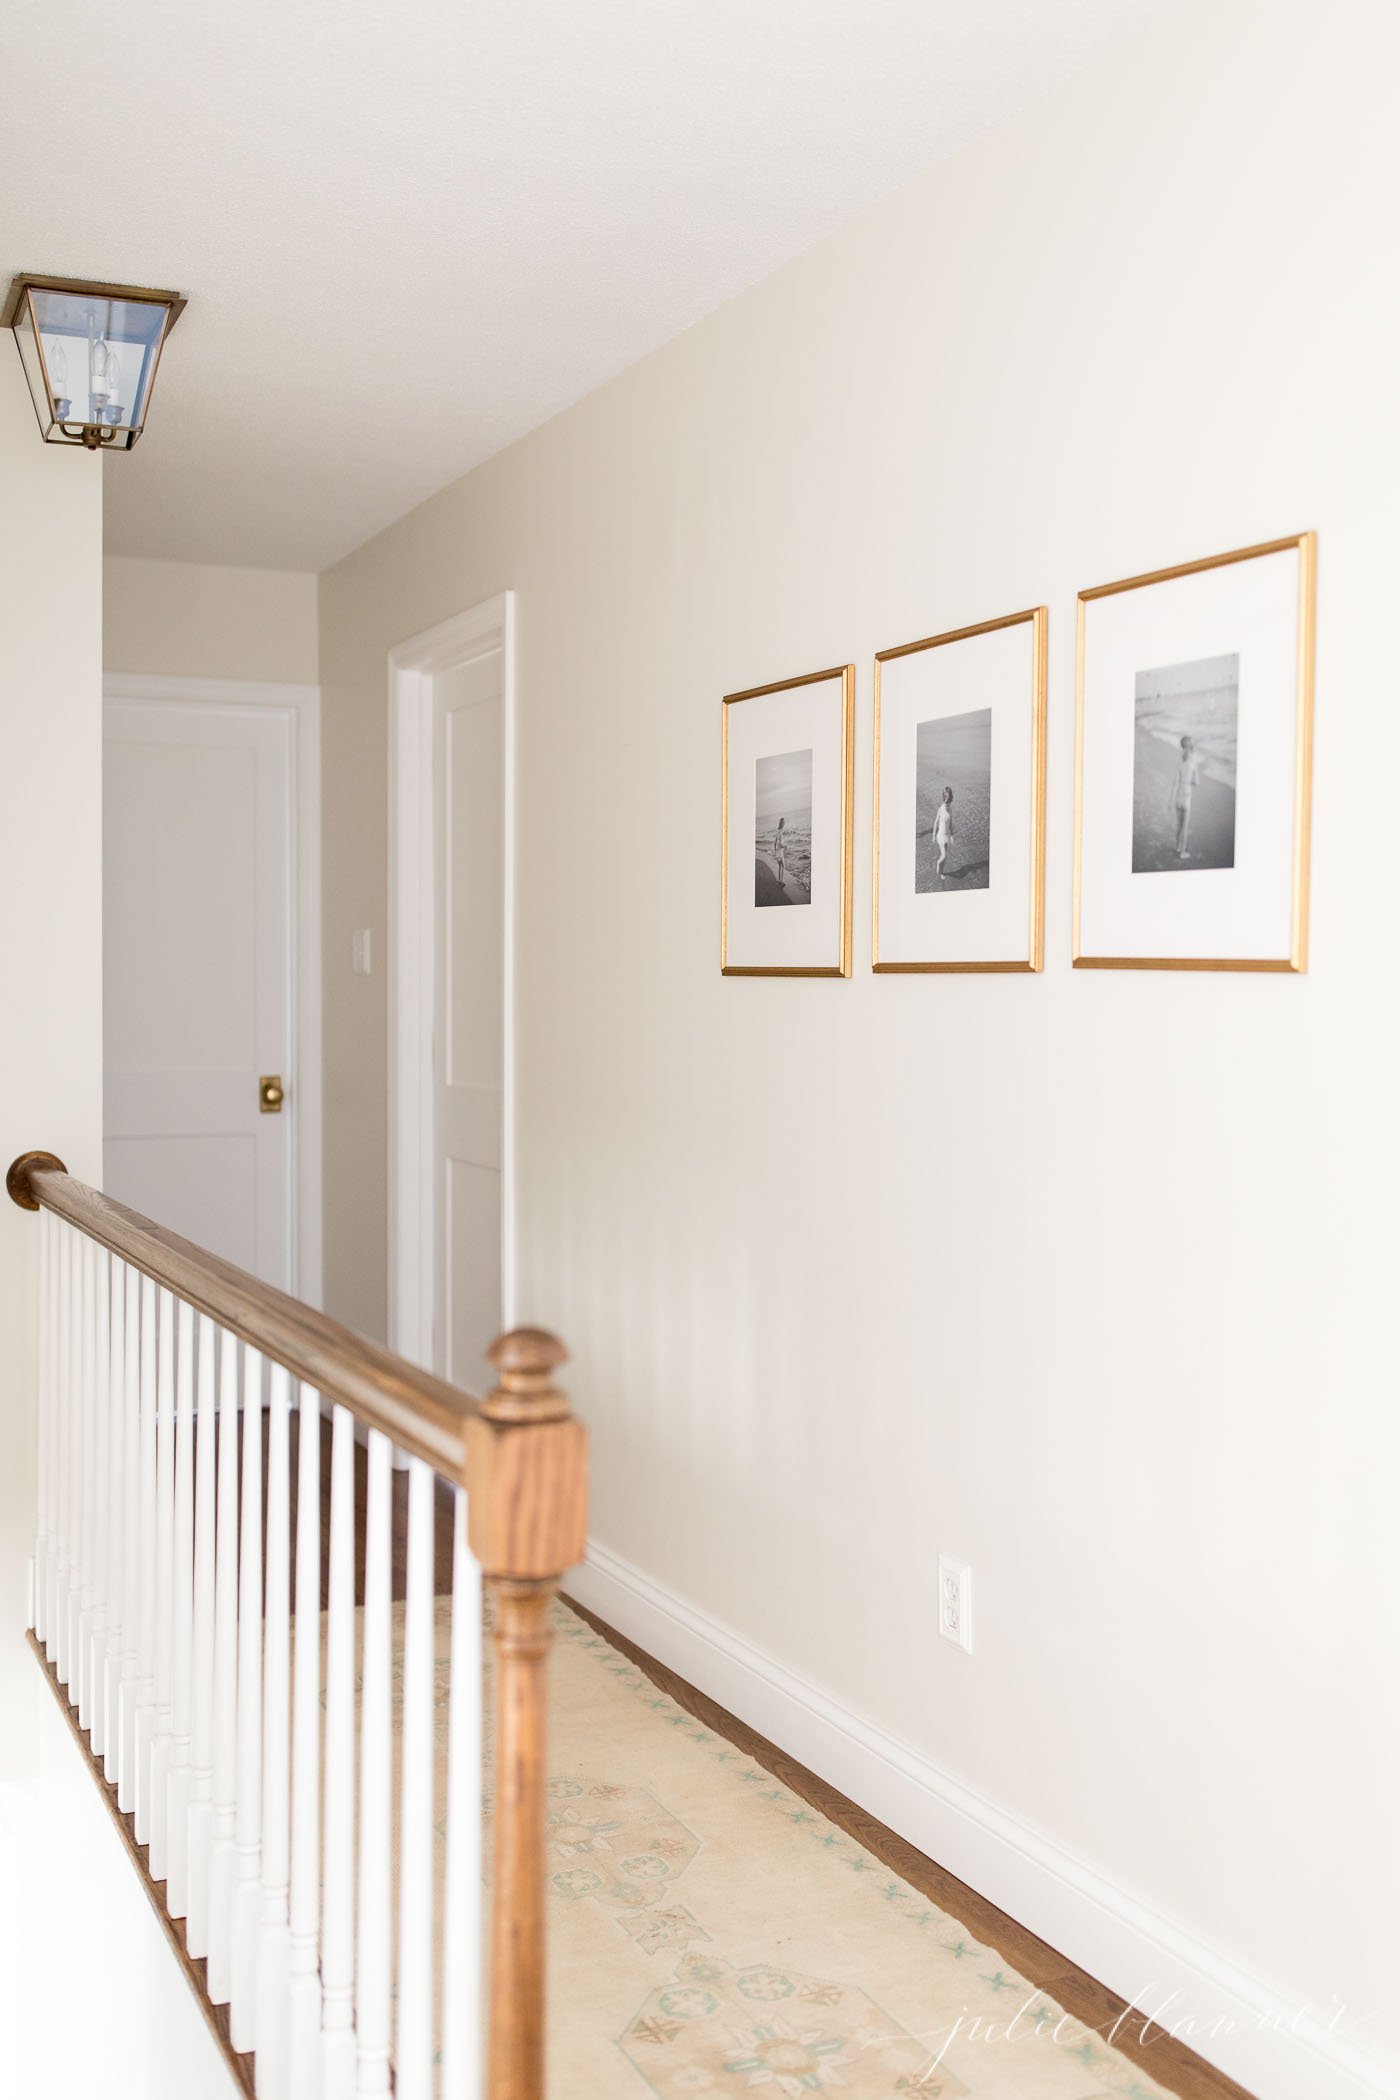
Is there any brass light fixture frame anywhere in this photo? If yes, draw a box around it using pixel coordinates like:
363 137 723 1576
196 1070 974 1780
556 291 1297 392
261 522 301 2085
2 272 187 451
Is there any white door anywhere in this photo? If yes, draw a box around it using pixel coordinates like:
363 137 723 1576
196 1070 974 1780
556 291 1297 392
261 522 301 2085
104 697 294 1287
432 650 505 1388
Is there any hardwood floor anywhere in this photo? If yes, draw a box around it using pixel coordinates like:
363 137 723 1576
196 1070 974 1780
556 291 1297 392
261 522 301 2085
275 1412 458 1606
560 1596 1257 2100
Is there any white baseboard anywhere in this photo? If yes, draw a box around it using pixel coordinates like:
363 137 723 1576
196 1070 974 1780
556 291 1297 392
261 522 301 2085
565 1541 1396 2100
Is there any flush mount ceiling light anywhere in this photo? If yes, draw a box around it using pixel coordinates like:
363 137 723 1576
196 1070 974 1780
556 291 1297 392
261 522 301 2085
3 273 186 451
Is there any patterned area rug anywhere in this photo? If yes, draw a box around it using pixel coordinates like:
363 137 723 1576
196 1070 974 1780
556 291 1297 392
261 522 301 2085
506 1603 1181 2100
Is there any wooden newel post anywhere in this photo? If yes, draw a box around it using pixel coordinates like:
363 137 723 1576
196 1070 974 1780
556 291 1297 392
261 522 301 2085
467 1328 588 2100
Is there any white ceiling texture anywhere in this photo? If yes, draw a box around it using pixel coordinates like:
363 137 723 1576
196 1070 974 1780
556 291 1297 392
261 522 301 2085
3 0 1179 571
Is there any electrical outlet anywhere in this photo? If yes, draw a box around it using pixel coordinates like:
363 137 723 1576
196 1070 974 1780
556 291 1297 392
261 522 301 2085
351 928 373 975
938 1555 973 1652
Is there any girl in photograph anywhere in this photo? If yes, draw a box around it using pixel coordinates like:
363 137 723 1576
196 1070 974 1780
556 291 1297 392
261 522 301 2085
933 786 954 879
774 814 787 888
1168 734 1202 859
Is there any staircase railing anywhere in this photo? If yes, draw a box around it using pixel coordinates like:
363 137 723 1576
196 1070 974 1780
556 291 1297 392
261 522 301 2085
6 1148 587 2100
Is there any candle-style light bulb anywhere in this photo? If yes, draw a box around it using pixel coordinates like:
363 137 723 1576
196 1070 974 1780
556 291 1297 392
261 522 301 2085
90 332 113 400
47 339 71 420
103 341 124 422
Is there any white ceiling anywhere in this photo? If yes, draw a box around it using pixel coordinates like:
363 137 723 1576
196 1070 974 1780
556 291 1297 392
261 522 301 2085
5 0 1178 572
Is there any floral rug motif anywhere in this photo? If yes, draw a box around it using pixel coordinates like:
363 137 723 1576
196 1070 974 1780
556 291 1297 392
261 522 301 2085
620 1950 968 2096
546 1777 701 1910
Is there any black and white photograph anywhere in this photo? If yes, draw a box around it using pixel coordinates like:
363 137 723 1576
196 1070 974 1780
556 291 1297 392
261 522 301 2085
1131 652 1238 874
722 664 853 975
873 609 1044 972
914 707 992 893
1075 534 1314 970
754 747 812 906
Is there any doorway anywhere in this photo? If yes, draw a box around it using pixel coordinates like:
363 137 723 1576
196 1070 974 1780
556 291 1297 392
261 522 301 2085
102 674 322 1299
389 594 514 1389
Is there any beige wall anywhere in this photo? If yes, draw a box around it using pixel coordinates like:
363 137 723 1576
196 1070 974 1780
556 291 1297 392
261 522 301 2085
320 1 1400 2089
0 360 104 1774
104 555 318 684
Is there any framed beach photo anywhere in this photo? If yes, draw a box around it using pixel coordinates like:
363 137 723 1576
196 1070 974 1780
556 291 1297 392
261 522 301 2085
721 664 854 976
1074 533 1316 971
873 608 1047 972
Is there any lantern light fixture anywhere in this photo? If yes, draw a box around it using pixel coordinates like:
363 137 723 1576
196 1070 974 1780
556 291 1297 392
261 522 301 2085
3 273 186 451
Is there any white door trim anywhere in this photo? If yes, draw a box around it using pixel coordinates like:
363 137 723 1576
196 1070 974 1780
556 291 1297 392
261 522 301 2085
387 592 516 1371
103 671 324 1307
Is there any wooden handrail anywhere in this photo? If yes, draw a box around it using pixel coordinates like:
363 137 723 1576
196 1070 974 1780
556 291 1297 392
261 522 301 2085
7 1152 483 1477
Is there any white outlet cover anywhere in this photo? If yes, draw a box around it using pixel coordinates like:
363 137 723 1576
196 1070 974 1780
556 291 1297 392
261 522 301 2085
351 928 373 975
938 1555 973 1653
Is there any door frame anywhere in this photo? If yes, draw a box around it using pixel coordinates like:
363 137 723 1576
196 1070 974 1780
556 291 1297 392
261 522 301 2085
387 592 516 1372
103 672 324 1306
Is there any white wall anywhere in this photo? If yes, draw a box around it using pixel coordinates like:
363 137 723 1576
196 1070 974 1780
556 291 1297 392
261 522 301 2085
1 361 237 2100
318 3 1400 2094
0 356 104 1777
104 554 318 684
0 1685 241 2100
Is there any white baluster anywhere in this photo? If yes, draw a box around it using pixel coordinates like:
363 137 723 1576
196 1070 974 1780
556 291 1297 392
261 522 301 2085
64 1229 80 1701
287 1385 323 2100
320 1403 357 2100
256 1363 294 2097
207 1327 242 2006
34 1210 51 1641
47 1211 63 1651
33 1207 50 1642
355 1428 393 2098
440 1485 483 2100
89 1247 110 1758
117 1263 141 1810
54 1226 75 1679
102 1257 125 1781
38 1208 59 1654
50 1214 67 1658
167 1299 196 1914
134 1274 159 1843
74 1235 94 1725
46 1209 62 1647
51 1218 73 1671
397 1457 435 2100
149 1286 177 1880
230 1347 264 2052
186 1313 219 1954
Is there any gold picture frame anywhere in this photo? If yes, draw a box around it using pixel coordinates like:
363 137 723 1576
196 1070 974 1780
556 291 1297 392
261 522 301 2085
1074 532 1316 972
721 664 855 977
872 607 1047 973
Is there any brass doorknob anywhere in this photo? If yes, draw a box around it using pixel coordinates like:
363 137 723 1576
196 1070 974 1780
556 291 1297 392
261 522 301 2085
259 1075 285 1114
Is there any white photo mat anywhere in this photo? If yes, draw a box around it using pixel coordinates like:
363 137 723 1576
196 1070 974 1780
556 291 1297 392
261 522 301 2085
722 667 853 976
874 611 1045 972
1075 537 1314 970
